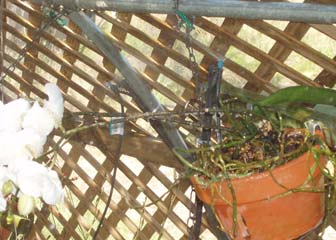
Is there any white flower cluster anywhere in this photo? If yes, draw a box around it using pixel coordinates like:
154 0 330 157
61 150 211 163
0 83 64 214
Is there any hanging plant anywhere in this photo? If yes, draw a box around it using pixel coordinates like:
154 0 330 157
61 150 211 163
174 84 336 240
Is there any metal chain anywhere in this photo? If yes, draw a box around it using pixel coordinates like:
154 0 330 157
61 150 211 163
173 4 204 239
174 0 201 101
0 8 68 102
185 21 201 100
173 0 179 11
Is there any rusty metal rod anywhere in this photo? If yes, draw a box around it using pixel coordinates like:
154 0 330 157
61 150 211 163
28 0 336 23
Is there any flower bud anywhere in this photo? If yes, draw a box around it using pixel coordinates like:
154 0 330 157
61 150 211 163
18 195 35 216
2 180 14 196
6 213 14 225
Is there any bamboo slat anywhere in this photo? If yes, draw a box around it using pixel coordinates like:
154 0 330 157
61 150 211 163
246 22 310 91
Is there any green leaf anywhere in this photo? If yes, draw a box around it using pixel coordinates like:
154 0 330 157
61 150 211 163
257 86 336 107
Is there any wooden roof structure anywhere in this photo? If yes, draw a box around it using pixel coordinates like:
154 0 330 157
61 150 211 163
0 0 336 239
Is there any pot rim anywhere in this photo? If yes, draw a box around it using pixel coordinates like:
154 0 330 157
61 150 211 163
191 149 326 204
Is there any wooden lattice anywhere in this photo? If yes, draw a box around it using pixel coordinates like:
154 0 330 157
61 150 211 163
1 0 336 239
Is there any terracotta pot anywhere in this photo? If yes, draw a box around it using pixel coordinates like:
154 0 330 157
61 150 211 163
0 226 10 240
191 150 326 240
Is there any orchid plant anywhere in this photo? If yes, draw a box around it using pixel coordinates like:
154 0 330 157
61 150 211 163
0 83 64 233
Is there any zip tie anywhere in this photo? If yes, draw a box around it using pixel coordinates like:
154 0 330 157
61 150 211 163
217 59 225 69
44 8 68 26
175 10 195 30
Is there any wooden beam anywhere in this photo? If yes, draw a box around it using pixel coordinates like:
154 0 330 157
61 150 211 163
91 129 182 169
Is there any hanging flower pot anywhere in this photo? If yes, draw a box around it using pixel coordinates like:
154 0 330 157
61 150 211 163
191 133 326 240
0 226 10 240
173 85 336 239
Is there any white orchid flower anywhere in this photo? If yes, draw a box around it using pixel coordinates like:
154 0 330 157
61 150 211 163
0 83 64 211
22 83 64 135
43 83 64 127
0 130 46 164
17 129 47 159
0 98 30 133
22 101 56 137
13 160 63 205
